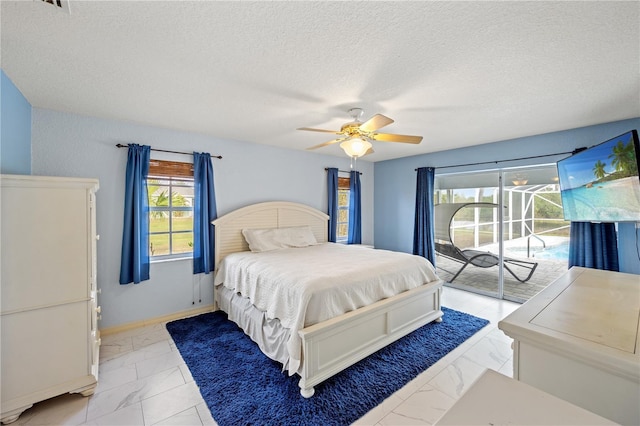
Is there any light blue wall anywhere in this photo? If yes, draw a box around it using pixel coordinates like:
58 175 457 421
374 118 640 275
1 70 31 174
31 108 374 329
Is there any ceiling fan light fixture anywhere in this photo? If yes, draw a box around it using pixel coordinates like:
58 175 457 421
299 109 421 154
340 137 372 158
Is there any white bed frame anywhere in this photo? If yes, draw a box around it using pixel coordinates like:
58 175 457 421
213 201 443 398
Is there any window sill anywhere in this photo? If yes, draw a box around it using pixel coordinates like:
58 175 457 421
150 256 192 264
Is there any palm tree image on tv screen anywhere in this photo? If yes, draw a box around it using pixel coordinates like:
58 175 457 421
557 130 640 222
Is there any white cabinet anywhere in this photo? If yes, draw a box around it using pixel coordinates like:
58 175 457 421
1 175 101 424
498 266 640 425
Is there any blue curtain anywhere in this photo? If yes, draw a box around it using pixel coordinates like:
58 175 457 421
193 152 218 274
348 170 362 244
327 168 338 242
568 222 619 271
413 167 436 265
119 144 151 284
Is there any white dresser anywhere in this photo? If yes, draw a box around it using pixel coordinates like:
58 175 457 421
1 175 101 424
499 266 640 425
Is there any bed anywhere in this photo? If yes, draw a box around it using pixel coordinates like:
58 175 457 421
212 201 443 398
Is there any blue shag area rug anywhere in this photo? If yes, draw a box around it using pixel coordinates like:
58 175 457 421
166 307 489 426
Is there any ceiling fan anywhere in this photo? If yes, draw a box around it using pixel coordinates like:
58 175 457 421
297 108 423 158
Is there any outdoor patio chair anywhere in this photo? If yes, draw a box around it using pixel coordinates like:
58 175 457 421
434 202 538 283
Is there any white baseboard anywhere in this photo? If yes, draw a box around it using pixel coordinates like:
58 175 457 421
99 304 215 336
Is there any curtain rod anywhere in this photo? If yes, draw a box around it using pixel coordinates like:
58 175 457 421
116 143 222 159
324 167 362 175
414 148 585 171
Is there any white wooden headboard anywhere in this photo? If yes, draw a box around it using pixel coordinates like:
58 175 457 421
212 201 329 268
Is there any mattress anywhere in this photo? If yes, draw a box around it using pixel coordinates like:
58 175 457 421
214 243 440 374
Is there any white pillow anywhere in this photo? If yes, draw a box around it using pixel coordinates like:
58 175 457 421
242 228 284 252
242 226 318 253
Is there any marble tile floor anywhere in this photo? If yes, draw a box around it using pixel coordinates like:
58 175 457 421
9 288 519 426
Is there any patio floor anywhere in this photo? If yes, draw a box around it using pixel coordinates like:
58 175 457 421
435 253 569 303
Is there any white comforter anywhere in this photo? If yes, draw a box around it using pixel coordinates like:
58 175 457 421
213 243 440 375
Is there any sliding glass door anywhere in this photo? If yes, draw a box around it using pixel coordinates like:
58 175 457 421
434 165 570 303
501 166 570 302
434 170 501 298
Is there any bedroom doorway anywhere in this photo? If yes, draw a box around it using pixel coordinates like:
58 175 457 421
434 164 570 303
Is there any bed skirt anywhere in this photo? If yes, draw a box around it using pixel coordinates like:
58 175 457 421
216 284 292 369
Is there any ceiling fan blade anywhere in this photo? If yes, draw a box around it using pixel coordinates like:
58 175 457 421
297 127 341 134
359 114 394 132
306 137 347 150
372 133 423 144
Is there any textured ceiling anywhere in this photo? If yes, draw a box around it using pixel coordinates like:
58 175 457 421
2 1 639 161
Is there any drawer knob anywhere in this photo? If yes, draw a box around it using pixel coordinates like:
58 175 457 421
96 306 101 314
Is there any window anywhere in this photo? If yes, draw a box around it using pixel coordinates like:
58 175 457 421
147 160 194 260
337 177 350 242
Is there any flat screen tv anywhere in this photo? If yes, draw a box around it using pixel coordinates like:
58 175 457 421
557 130 640 222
